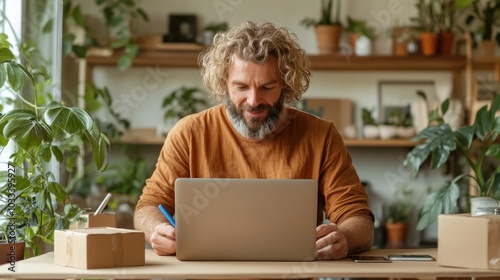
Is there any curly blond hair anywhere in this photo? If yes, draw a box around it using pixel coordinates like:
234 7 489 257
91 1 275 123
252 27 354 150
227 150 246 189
198 21 311 103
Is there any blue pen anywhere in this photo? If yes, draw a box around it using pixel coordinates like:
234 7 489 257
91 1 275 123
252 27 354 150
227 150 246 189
158 204 176 228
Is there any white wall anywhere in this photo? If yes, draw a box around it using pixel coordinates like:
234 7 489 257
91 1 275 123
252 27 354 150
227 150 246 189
80 0 457 246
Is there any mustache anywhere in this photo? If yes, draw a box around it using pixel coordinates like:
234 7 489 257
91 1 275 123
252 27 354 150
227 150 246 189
241 104 272 113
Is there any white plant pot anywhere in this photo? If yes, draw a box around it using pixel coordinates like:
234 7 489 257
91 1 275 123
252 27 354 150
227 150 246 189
363 125 379 139
379 125 397 139
396 126 416 138
355 36 372 56
470 197 499 216
343 125 357 139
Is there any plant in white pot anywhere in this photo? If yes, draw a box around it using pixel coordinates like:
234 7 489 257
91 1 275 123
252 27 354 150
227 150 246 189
362 107 379 139
0 34 109 256
404 95 500 230
345 16 376 56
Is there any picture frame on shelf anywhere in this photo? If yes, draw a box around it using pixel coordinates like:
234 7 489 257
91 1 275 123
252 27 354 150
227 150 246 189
378 80 437 123
166 14 197 43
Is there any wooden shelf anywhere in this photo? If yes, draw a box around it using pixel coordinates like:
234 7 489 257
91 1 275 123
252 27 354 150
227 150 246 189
86 51 467 71
307 55 466 71
344 138 417 147
117 128 165 145
116 128 416 147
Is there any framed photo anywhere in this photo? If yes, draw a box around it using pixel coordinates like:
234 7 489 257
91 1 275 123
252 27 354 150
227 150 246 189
378 80 437 123
475 80 500 101
168 14 197 42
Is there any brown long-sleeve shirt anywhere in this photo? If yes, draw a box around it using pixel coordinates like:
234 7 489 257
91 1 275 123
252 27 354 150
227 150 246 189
136 104 373 225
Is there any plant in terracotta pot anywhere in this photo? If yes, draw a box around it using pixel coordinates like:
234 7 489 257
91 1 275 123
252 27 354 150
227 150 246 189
404 95 500 230
345 17 376 56
362 107 379 139
301 0 343 54
457 0 500 55
411 0 441 56
437 0 458 55
384 187 413 248
0 34 109 256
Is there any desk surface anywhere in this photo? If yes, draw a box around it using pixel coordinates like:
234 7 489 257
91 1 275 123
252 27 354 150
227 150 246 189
1 248 500 279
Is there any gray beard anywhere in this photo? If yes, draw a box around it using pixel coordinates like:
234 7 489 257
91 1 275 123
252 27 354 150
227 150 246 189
224 94 284 140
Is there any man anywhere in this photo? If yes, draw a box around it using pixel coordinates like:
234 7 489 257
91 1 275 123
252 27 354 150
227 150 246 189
134 21 374 260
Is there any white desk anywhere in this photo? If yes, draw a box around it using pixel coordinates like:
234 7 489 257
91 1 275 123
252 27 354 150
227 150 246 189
1 248 499 279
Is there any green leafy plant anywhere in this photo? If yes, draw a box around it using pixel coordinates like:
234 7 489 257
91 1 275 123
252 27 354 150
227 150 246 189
437 0 458 32
411 0 441 34
385 187 413 224
346 17 376 40
203 21 229 33
162 86 208 121
0 34 109 256
362 107 377 126
457 0 500 46
404 95 500 230
300 0 342 27
96 0 149 70
96 152 152 205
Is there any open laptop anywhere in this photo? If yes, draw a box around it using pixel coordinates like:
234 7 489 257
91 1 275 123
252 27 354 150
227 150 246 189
174 178 318 261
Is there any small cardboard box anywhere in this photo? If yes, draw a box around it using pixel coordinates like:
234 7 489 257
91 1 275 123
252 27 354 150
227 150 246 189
54 227 145 269
299 98 353 137
70 212 117 229
438 213 500 270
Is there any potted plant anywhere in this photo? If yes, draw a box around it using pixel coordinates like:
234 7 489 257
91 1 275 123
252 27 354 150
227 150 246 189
403 95 500 230
411 0 441 56
384 188 413 248
437 0 458 55
54 0 149 69
300 0 343 54
396 110 416 139
202 21 229 45
158 86 208 136
0 34 109 256
379 109 400 140
345 16 376 56
362 107 379 139
457 0 500 55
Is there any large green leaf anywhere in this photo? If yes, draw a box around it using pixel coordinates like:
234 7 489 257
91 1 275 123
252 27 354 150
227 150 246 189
416 182 460 230
0 48 14 63
405 124 456 176
473 105 491 141
43 101 94 134
486 144 500 158
47 181 67 204
454 126 474 148
3 115 53 151
5 61 26 91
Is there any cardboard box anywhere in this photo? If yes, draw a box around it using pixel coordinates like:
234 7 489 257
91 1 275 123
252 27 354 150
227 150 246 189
438 213 500 270
54 227 145 269
70 212 117 229
299 98 353 137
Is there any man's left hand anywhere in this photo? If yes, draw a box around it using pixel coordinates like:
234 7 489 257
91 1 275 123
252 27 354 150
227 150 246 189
315 223 348 260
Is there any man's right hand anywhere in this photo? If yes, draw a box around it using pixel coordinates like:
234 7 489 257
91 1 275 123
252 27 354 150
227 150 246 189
150 223 176 255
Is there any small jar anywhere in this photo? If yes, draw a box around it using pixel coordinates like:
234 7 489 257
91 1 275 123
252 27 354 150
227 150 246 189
475 207 500 216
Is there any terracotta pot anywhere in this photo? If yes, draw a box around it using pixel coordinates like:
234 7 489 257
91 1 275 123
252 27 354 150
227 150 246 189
420 32 437 56
315 25 342 54
438 31 455 55
385 222 408 248
394 42 408 56
478 40 496 56
0 241 25 264
348 33 360 53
